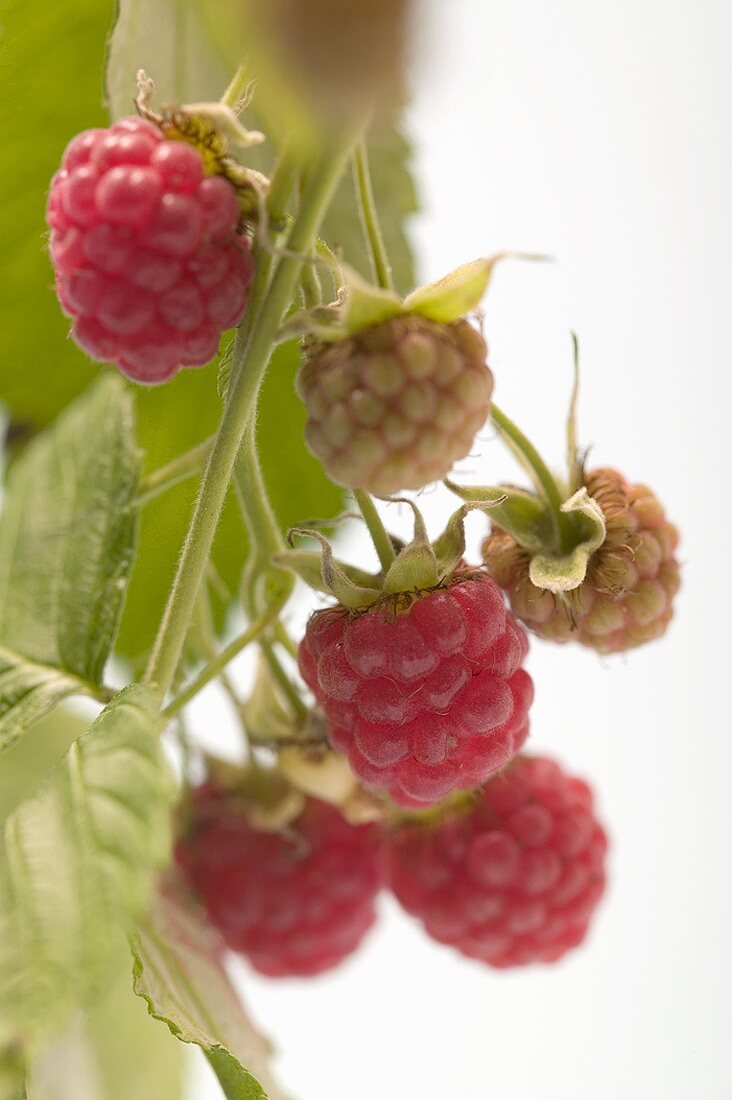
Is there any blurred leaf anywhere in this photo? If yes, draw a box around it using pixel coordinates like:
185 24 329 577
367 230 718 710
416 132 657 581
0 686 174 1043
106 0 229 110
0 376 139 684
0 649 93 757
27 945 184 1100
0 0 111 430
132 887 285 1100
0 707 87 826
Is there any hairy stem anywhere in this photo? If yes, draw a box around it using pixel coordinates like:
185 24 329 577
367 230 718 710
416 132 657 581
259 637 309 725
354 489 396 571
163 600 286 719
145 132 359 700
490 403 569 549
352 139 394 291
137 437 214 507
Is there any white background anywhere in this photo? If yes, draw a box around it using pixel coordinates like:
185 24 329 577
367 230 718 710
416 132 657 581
190 2 732 1097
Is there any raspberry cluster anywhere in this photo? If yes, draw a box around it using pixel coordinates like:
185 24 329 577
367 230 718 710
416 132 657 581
298 575 534 808
176 787 384 978
484 468 681 652
388 755 607 967
297 315 493 495
47 117 253 384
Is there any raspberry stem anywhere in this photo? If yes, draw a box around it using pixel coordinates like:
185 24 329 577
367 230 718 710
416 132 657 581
145 130 360 700
352 138 394 291
137 437 214 507
162 596 287 719
260 637 309 725
490 403 571 551
354 489 397 571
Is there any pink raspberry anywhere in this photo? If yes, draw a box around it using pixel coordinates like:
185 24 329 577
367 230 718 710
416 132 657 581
176 787 384 978
47 117 254 385
298 574 534 808
388 755 608 968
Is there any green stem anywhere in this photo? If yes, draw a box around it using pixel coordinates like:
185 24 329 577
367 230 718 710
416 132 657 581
163 600 285 719
352 139 394 291
490 403 569 549
145 132 359 699
260 637 308 725
354 489 396 571
220 64 250 109
137 438 214 506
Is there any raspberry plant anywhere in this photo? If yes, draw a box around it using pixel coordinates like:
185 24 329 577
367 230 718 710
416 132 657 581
0 2 681 1097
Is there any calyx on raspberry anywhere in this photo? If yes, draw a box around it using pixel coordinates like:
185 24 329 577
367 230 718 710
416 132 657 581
175 769 385 978
449 353 681 652
285 498 533 809
290 258 507 495
387 754 608 968
47 89 261 385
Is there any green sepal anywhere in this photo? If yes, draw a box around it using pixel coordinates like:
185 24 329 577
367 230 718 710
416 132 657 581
528 489 607 593
278 254 513 346
382 500 439 593
432 498 507 578
445 479 552 553
403 256 504 323
276 531 381 610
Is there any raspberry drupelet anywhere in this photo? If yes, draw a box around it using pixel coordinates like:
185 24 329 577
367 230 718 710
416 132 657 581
176 788 385 978
388 754 608 968
297 315 493 495
47 117 253 384
298 574 534 809
484 468 681 653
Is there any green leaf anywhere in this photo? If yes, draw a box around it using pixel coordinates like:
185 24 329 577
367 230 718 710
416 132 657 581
0 686 174 1042
131 888 284 1100
0 376 139 685
26 943 184 1100
0 708 86 827
0 0 110 433
0 648 96 757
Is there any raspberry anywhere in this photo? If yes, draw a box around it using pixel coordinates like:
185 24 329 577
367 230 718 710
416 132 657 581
388 755 608 968
484 468 681 653
176 788 384 978
298 574 534 808
297 315 493 494
47 118 254 384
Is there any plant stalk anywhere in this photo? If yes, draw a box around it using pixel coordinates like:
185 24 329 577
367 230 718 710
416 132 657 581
352 139 394 291
490 403 569 549
145 132 360 700
354 489 396 571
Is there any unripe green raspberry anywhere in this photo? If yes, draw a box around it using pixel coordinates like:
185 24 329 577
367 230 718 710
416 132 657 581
297 315 494 495
483 468 681 653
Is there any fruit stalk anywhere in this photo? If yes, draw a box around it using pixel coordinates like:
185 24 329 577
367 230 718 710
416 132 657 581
145 130 360 699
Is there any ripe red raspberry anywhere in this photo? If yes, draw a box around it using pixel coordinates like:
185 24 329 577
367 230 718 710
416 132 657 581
297 315 493 494
176 787 384 977
388 755 608 968
47 117 254 384
484 468 681 652
298 574 534 809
